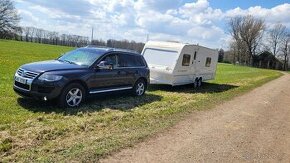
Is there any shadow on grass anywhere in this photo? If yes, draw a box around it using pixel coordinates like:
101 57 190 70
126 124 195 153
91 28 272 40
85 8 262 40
17 92 163 115
149 82 238 94
17 82 237 115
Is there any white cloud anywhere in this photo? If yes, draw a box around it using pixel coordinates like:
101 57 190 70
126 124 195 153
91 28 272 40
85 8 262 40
15 0 290 49
225 3 290 27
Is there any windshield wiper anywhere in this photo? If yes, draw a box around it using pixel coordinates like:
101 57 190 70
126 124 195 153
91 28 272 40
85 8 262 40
59 59 77 65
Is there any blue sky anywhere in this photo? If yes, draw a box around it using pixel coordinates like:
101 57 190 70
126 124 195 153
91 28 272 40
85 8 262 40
14 0 290 49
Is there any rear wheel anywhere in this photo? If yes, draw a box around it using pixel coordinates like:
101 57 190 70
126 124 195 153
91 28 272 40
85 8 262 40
133 79 146 96
58 83 85 108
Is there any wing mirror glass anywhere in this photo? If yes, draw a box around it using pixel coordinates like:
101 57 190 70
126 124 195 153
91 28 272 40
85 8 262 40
97 61 113 70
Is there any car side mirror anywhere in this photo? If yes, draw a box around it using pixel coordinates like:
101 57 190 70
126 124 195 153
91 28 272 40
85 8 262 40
97 61 113 70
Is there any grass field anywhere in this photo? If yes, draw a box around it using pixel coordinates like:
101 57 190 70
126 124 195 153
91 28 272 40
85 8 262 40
0 40 282 162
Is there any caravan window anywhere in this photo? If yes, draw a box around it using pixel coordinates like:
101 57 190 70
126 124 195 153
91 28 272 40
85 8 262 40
205 57 211 67
194 51 197 60
182 54 191 66
143 48 178 68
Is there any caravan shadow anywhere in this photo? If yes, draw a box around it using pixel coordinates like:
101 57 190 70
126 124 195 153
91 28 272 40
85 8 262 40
148 82 238 94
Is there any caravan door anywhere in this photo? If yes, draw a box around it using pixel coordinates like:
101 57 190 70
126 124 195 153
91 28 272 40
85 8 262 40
191 50 199 77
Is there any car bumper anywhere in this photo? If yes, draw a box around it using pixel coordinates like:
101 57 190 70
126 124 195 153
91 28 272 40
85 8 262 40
13 80 64 100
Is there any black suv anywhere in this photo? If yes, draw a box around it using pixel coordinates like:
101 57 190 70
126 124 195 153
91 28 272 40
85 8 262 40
14 47 150 107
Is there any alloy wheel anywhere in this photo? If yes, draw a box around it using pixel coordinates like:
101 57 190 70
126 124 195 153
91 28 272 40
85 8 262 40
65 88 83 107
136 82 145 96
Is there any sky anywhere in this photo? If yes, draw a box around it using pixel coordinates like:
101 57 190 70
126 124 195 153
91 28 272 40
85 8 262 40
14 0 290 49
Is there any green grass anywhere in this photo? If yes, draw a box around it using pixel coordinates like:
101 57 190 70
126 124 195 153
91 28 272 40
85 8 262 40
0 40 282 162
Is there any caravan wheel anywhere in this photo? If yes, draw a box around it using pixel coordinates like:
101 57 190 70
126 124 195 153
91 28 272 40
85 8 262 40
194 78 199 88
198 78 202 87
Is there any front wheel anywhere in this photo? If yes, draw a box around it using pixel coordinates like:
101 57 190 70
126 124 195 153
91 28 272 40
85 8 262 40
133 79 146 96
58 83 85 108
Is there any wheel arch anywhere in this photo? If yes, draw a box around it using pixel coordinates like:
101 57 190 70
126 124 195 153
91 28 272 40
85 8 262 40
65 80 89 94
136 77 148 88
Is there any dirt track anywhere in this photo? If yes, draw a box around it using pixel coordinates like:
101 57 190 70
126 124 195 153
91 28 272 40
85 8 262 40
101 73 290 163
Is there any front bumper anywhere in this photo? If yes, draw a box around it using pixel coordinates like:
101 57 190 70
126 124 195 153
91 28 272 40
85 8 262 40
13 78 64 100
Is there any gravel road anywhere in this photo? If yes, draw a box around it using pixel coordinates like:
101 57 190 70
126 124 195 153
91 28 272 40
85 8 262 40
101 73 290 163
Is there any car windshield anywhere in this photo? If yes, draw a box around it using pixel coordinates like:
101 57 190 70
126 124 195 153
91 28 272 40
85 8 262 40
58 48 105 66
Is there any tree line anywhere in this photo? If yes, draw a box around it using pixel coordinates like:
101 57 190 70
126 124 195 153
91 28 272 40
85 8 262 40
225 15 289 70
9 26 145 52
0 0 145 52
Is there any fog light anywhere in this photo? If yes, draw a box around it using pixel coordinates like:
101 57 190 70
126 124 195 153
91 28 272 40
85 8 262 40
43 96 47 101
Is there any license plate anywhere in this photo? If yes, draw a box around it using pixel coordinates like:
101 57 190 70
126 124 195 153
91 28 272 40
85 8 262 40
15 76 27 84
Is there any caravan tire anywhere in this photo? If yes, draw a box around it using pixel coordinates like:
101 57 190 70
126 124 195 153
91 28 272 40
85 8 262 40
194 78 199 88
198 78 202 87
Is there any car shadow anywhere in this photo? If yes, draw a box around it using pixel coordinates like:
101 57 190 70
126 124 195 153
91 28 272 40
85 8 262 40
17 92 163 115
17 82 238 115
148 82 238 94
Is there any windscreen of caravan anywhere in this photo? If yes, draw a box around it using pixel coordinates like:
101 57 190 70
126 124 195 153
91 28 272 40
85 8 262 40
143 48 178 68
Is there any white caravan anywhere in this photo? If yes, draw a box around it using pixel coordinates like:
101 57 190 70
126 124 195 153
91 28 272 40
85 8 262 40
141 41 218 86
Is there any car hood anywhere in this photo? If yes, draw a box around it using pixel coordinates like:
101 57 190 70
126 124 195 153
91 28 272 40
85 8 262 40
21 60 87 73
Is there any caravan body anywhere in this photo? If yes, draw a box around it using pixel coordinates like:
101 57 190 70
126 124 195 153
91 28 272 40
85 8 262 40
141 41 218 86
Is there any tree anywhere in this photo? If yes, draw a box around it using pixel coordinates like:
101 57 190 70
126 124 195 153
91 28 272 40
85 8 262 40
280 33 290 71
0 0 20 38
218 48 224 62
268 23 287 57
228 15 265 66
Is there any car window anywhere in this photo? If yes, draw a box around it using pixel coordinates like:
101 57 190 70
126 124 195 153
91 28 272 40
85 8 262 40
117 54 128 67
118 53 145 67
58 48 104 66
102 54 117 67
134 56 146 67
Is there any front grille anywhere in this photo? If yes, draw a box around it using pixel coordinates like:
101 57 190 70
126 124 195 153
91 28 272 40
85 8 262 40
15 81 30 90
17 68 39 79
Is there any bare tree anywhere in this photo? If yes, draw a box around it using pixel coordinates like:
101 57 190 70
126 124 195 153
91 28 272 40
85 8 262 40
268 23 287 57
22 27 31 42
30 27 36 42
35 28 44 43
229 15 265 66
280 33 290 70
0 0 20 38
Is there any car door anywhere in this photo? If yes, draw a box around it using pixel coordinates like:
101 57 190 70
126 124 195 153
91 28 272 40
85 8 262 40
89 53 120 90
116 53 137 87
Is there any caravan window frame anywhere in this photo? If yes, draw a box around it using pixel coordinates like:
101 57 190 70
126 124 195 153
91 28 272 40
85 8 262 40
205 57 212 67
182 54 191 66
194 51 197 60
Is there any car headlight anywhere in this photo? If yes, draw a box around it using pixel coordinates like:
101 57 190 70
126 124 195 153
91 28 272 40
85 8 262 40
38 73 63 82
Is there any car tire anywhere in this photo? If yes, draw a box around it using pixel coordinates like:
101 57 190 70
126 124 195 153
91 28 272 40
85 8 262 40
58 83 85 108
133 79 146 96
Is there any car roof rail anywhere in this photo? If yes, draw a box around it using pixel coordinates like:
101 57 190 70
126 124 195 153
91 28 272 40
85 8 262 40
85 45 140 54
85 45 108 48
